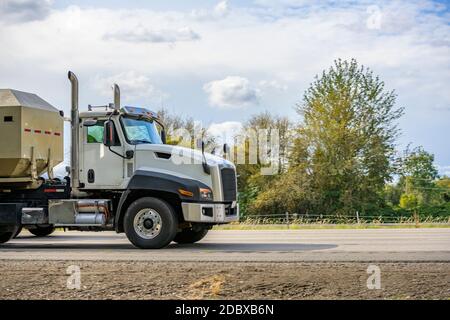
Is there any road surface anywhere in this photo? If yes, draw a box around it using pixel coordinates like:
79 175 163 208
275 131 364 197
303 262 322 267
1 228 449 262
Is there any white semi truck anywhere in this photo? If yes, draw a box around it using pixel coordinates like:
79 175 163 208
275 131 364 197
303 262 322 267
0 72 238 249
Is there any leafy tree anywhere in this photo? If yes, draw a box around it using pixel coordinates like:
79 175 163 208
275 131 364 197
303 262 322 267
436 177 450 203
234 112 293 216
384 183 402 207
289 58 404 216
397 146 438 206
242 111 293 174
248 163 312 216
399 193 418 211
157 107 215 149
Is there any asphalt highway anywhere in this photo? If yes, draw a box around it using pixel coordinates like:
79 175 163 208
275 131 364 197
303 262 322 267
0 228 449 262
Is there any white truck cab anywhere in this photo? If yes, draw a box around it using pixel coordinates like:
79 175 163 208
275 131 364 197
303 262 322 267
0 71 238 249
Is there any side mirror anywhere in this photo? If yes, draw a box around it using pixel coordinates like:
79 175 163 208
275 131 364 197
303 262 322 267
103 120 118 147
83 119 98 127
160 129 167 144
223 143 230 154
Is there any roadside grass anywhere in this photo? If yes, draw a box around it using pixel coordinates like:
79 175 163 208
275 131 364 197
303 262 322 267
213 223 450 230
213 215 450 230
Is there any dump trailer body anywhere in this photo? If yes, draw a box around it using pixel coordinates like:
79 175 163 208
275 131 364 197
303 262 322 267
0 89 63 189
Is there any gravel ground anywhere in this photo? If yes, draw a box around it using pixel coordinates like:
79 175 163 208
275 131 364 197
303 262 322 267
0 261 449 300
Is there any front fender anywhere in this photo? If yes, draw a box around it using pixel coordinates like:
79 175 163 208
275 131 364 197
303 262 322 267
114 170 211 232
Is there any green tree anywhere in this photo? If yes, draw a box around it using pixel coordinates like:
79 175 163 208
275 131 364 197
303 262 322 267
398 146 438 206
234 111 293 216
157 108 215 149
290 58 404 216
399 193 418 210
436 177 450 203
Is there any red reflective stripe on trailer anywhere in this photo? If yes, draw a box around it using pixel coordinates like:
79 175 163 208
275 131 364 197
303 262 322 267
34 130 41 134
24 128 31 132
44 189 65 193
45 131 51 135
54 132 61 136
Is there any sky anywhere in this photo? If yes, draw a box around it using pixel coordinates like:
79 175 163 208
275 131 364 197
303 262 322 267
0 0 449 175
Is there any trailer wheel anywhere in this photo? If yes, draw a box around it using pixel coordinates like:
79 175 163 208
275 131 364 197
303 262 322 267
28 226 55 237
0 231 14 244
174 228 209 244
124 197 177 249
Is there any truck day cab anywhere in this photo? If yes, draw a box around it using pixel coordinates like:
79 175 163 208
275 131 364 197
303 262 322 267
0 72 238 249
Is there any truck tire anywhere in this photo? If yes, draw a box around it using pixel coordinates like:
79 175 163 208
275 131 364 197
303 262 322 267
28 226 55 237
0 231 14 244
174 228 209 244
124 197 177 249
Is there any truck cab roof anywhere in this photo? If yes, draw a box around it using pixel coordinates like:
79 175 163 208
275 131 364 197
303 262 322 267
79 106 158 120
79 110 113 118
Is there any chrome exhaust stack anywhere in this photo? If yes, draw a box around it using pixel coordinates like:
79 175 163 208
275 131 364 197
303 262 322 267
113 84 120 111
68 71 80 195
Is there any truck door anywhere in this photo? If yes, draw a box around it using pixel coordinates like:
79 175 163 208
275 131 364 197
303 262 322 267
80 119 125 188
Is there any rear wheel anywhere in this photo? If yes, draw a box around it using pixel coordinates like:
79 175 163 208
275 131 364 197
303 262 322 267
29 226 55 237
124 197 178 249
174 227 209 244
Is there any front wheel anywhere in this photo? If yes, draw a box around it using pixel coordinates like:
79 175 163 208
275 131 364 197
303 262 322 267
124 197 178 249
28 226 55 237
174 228 209 244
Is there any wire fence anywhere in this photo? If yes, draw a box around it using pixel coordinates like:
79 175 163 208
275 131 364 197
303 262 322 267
238 212 450 226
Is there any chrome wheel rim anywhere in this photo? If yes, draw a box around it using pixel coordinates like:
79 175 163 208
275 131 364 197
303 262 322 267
133 208 162 239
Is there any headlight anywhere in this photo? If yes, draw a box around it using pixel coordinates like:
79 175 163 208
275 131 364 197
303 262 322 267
199 188 213 201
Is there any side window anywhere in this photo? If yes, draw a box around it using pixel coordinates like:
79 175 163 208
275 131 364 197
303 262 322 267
87 121 105 143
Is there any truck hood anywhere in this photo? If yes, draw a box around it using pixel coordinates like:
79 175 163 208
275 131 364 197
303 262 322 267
134 144 235 168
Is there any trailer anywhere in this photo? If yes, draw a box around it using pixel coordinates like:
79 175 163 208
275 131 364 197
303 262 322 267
0 72 238 249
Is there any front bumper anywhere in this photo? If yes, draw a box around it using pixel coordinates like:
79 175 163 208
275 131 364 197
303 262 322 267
181 202 239 223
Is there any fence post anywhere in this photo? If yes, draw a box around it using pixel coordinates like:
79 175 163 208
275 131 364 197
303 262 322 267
356 211 360 224
414 210 419 228
285 212 290 229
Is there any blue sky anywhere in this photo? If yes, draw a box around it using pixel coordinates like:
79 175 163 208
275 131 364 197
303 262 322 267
0 0 449 174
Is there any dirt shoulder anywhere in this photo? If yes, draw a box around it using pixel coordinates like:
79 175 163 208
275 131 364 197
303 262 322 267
0 261 448 300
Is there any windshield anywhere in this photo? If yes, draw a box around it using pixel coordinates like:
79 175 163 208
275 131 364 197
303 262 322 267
121 116 163 145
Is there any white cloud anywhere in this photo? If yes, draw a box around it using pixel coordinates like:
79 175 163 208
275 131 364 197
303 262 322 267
92 71 166 103
258 80 288 92
0 0 449 165
214 1 229 16
0 0 52 23
104 26 200 43
191 0 230 20
203 76 260 108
